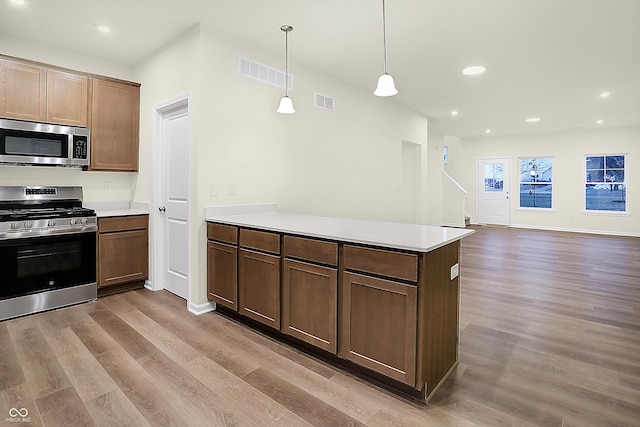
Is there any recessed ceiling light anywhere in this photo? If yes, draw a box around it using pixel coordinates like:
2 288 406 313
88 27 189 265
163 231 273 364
525 117 541 123
451 110 458 116
596 119 604 125
485 129 491 134
599 91 611 98
10 0 26 5
462 65 486 76
97 25 111 34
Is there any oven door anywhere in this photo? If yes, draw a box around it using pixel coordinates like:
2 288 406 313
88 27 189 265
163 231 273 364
0 231 96 300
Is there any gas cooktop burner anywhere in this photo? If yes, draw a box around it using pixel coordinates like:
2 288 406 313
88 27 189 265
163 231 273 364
0 206 95 221
0 186 97 239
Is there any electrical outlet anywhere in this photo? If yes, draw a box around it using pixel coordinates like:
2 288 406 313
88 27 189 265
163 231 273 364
228 183 236 196
209 182 218 197
104 182 111 191
450 263 459 280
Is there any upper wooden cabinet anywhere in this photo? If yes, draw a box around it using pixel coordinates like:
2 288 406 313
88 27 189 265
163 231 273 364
0 59 89 126
0 59 47 122
0 56 141 172
46 70 89 127
89 78 140 171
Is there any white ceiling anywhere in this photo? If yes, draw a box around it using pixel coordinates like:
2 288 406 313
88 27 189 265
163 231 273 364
1 0 639 139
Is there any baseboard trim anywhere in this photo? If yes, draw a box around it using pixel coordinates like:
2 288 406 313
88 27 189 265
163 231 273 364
510 223 640 238
441 222 467 228
188 300 215 316
143 280 160 291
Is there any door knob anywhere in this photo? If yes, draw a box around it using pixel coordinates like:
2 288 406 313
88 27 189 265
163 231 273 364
159 206 166 212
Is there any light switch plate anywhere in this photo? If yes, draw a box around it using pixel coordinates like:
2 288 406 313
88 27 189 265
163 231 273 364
450 263 459 280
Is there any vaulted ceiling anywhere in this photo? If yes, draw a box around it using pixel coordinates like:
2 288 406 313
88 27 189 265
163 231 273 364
1 0 638 139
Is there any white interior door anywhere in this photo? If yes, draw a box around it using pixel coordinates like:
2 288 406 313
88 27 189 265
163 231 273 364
477 158 511 225
154 96 190 300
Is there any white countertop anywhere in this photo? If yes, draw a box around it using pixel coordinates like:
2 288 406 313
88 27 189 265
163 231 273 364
205 205 474 253
85 201 149 218
95 209 149 218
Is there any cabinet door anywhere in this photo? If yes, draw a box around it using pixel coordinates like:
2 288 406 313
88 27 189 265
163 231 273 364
98 229 148 288
0 59 46 121
238 248 280 329
282 259 337 353
339 272 417 386
90 78 140 171
46 70 89 127
207 241 238 310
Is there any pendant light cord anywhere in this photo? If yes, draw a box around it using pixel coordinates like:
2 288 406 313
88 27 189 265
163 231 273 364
285 28 289 96
382 0 388 74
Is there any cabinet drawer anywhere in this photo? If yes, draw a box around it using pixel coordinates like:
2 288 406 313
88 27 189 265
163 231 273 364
343 245 418 282
240 229 280 254
207 222 238 244
98 215 148 233
283 235 338 266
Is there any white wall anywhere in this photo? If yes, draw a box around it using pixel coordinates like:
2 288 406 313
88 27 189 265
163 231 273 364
0 34 133 80
449 126 640 236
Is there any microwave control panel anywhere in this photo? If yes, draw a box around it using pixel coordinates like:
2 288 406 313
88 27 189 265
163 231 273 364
72 136 89 160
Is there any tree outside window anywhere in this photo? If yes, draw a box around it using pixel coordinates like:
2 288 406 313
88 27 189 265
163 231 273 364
519 157 553 208
585 155 626 212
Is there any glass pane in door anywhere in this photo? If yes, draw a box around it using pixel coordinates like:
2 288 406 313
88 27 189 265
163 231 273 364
484 163 504 193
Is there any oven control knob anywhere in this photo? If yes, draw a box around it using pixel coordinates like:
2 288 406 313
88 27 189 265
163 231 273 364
11 222 20 230
48 220 57 227
81 218 88 225
24 221 33 228
70 218 77 225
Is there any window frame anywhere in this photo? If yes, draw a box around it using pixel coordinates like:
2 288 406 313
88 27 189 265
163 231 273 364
584 153 628 214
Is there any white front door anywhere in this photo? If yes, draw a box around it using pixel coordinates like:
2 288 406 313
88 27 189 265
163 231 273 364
477 158 511 225
153 95 191 300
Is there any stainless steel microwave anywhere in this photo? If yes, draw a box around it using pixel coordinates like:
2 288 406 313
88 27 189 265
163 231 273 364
0 118 90 167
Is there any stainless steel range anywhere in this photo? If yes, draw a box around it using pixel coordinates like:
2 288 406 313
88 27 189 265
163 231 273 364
0 186 97 321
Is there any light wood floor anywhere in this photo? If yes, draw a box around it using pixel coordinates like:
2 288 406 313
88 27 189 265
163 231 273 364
1 227 638 426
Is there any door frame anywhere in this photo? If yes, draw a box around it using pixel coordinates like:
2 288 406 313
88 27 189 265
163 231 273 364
476 156 512 226
150 93 192 306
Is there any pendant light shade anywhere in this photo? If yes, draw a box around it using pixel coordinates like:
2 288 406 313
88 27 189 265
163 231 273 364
374 73 398 97
277 25 295 114
374 0 398 97
277 95 295 114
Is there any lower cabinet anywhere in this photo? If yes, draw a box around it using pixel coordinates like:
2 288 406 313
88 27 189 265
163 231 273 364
238 248 281 329
282 259 338 353
207 241 238 310
97 215 148 293
205 221 461 401
339 271 417 386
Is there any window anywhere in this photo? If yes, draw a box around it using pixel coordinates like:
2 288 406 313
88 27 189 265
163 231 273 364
585 155 626 212
519 157 553 208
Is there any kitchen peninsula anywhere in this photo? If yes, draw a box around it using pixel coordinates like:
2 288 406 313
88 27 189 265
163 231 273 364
205 204 474 402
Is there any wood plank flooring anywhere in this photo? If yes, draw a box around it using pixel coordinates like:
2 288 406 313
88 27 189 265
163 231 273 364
0 226 638 426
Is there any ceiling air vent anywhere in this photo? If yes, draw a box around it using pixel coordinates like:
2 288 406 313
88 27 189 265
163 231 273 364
315 92 334 111
239 57 293 90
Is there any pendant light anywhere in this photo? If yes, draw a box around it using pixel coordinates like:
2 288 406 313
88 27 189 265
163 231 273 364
277 25 295 114
374 0 398 96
